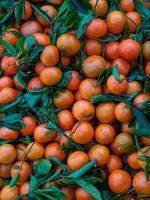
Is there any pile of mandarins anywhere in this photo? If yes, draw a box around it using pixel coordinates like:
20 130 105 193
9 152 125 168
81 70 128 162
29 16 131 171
0 0 150 199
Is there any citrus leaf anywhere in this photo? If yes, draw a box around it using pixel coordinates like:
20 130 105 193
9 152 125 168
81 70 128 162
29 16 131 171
99 34 122 43
15 71 26 88
77 12 93 38
29 175 38 192
35 159 52 175
75 179 102 200
50 156 67 172
55 0 71 19
15 1 25 26
24 36 36 51
68 160 96 179
113 64 122 81
132 128 150 137
0 39 17 56
0 140 13 145
133 0 150 18
9 173 20 187
32 4 52 26
72 0 89 14
124 22 131 39
0 10 13 24
57 71 72 87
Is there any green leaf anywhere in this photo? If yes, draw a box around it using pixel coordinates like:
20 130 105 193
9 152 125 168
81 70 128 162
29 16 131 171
15 71 26 88
68 160 96 179
0 10 13 24
144 79 150 92
0 140 13 145
32 4 52 25
24 36 36 51
72 0 89 14
0 97 21 112
132 128 150 137
138 155 147 161
57 71 72 87
9 173 20 187
124 22 131 39
15 1 26 26
0 39 17 56
29 175 38 192
99 34 122 43
112 64 122 81
36 159 52 175
133 0 150 18
55 0 71 20
50 156 67 172
75 179 102 200
77 12 93 38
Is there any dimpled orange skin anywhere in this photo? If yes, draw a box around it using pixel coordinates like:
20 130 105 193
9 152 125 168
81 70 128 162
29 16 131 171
0 144 16 164
96 102 116 123
133 171 150 195
0 185 19 200
32 33 51 45
20 20 42 36
0 127 19 140
72 100 95 121
119 39 140 61
143 41 150 61
82 55 106 78
71 122 94 145
40 45 59 67
105 42 120 61
107 74 128 94
67 151 89 171
57 110 75 131
89 0 108 16
114 102 133 123
126 81 143 94
20 116 37 136
108 170 132 194
113 132 134 155
28 77 44 91
126 11 141 33
95 124 116 145
45 142 65 162
106 154 123 173
20 182 29 200
145 62 150 76
40 67 62 86
11 161 30 183
84 39 102 56
0 163 12 178
0 77 14 90
133 93 150 109
85 19 107 39
1 56 17 76
26 142 44 160
0 87 18 105
79 78 102 101
112 58 131 76
2 28 19 46
89 144 110 166
34 123 57 143
57 33 80 57
107 11 126 34
53 90 74 109
35 5 57 27
75 188 95 200
127 151 140 170
120 0 135 12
